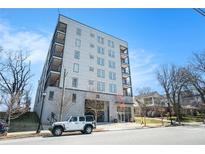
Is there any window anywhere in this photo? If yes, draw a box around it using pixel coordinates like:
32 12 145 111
48 91 54 101
109 60 116 69
97 57 104 66
73 63 79 73
79 116 85 122
109 84 117 93
108 40 114 48
97 36 104 44
72 93 76 103
70 117 77 122
72 78 78 88
89 66 94 72
76 28 82 36
97 46 104 55
90 33 95 38
89 54 94 59
109 72 116 80
75 39 81 47
86 116 94 122
88 80 94 85
97 69 105 78
90 44 95 48
97 81 105 92
108 50 115 58
74 50 80 59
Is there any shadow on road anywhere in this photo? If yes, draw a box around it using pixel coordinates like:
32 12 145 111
42 132 86 138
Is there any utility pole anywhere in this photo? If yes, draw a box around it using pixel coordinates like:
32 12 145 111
36 92 46 134
59 68 68 121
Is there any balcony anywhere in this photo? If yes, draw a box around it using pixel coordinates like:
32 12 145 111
45 72 60 88
52 44 64 58
120 52 128 59
55 32 65 45
49 57 62 74
57 22 67 33
122 71 130 78
121 61 129 68
123 82 131 89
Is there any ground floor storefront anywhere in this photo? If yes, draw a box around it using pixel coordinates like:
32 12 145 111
35 87 134 124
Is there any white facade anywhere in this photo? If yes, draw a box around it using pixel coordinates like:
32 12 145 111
34 15 134 124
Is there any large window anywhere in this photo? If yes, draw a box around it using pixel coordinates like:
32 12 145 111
97 46 104 55
74 50 80 59
97 36 104 44
97 57 104 66
109 60 116 69
73 63 79 73
109 72 116 80
72 78 78 88
75 39 81 47
97 69 105 78
97 81 105 92
108 50 115 58
108 40 114 48
109 84 117 93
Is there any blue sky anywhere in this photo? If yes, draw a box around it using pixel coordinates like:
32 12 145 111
0 9 205 109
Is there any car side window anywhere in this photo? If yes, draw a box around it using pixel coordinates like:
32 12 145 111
70 117 77 122
79 116 85 122
86 116 94 122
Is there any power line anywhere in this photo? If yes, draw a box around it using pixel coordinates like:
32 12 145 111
193 8 205 17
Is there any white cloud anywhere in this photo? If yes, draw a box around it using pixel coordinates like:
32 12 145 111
0 20 51 111
0 21 51 64
129 48 159 94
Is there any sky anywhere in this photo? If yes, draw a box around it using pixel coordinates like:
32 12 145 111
0 8 205 110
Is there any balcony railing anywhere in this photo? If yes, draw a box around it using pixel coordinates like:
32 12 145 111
120 52 128 59
122 71 130 78
121 61 129 68
55 38 65 45
53 51 63 58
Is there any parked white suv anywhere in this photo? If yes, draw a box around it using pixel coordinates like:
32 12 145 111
49 115 96 136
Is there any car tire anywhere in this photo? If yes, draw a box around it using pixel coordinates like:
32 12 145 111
81 130 85 134
52 126 63 136
84 125 93 134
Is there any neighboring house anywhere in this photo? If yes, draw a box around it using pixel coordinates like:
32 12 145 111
34 14 134 124
134 90 204 117
134 92 167 117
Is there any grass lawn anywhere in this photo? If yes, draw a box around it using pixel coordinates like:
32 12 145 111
135 117 168 125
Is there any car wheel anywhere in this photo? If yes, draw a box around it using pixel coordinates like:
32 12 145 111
52 126 63 136
84 125 93 134
81 130 85 134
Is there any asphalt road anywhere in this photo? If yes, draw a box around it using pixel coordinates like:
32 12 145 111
0 126 205 145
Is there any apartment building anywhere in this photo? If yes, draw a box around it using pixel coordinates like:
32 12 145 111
34 15 134 124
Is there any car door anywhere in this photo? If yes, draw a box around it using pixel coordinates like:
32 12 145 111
78 116 86 130
65 116 79 131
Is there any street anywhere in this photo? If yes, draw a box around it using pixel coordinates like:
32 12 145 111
0 126 205 145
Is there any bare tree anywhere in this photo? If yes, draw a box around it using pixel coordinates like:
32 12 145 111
0 49 32 127
156 65 188 125
185 51 205 122
135 87 153 126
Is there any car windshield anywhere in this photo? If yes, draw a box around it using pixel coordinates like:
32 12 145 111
66 116 71 121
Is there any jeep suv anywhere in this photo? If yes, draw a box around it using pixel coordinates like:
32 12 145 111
49 115 96 136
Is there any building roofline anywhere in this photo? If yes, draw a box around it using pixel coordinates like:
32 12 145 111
58 14 128 44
